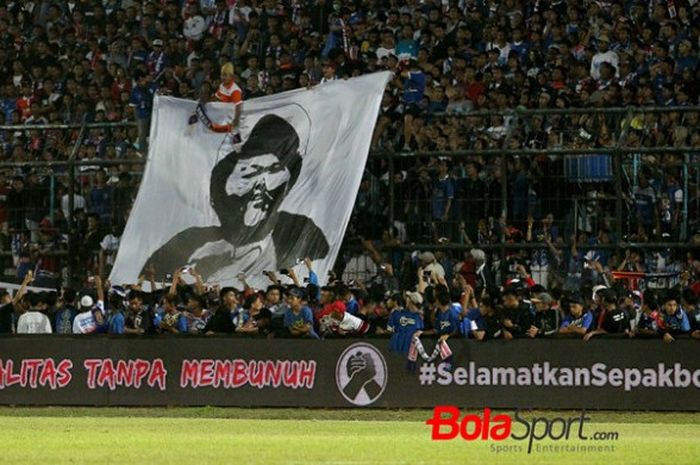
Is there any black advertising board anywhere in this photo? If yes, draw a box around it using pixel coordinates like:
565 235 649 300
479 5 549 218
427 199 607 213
0 336 698 411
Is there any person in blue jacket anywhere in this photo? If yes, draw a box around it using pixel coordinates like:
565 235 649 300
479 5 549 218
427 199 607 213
660 290 690 343
423 286 461 339
379 291 424 353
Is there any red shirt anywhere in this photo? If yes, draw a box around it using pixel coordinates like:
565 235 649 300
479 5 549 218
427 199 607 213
216 80 243 104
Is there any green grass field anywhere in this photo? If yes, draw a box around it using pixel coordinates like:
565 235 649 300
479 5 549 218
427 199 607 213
1 408 699 465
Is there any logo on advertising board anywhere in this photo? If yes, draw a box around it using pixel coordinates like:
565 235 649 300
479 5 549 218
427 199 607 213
336 343 387 406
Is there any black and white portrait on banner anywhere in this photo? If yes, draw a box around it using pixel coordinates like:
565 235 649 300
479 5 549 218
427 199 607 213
110 72 392 288
144 104 329 282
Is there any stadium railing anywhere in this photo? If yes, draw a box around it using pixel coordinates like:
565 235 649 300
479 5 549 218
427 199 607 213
0 106 698 287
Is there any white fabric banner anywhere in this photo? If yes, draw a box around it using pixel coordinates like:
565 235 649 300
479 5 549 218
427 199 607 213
110 72 391 289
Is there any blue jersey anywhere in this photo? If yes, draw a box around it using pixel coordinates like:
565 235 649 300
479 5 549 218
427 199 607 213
462 308 483 336
436 304 461 335
561 311 594 331
432 177 455 220
387 309 424 353
54 306 77 334
402 71 425 104
107 311 125 334
637 311 660 333
662 308 691 334
345 298 360 316
129 83 158 120
284 306 319 339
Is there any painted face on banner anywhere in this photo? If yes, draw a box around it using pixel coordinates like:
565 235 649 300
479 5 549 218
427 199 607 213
225 153 291 227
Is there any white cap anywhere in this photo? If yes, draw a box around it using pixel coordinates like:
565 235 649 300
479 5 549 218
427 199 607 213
592 285 607 301
80 295 94 308
405 291 424 306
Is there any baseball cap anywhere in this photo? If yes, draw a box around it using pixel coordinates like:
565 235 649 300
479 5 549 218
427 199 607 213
405 291 423 305
419 251 435 263
592 285 608 300
532 293 554 305
152 39 163 47
109 286 127 298
80 295 94 308
567 293 584 305
288 287 306 299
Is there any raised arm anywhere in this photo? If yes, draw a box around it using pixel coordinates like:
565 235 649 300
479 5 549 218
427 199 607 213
191 267 206 296
12 271 33 309
168 269 181 297
95 275 104 304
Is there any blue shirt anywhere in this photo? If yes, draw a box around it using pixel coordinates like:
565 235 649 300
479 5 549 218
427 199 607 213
561 311 594 331
387 309 423 353
432 176 455 220
54 306 77 334
129 83 158 120
402 71 426 105
396 39 418 59
637 312 660 333
662 308 691 334
436 304 461 335
462 308 483 337
90 186 112 220
107 311 125 334
345 297 360 316
284 306 319 339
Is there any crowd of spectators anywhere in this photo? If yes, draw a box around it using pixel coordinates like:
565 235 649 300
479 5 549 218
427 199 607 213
1 0 700 342
5 251 700 347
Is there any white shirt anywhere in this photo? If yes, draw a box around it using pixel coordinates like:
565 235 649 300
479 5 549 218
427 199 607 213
72 301 105 334
100 234 121 266
61 193 86 220
590 51 620 80
16 311 52 334
338 312 365 333
342 254 377 284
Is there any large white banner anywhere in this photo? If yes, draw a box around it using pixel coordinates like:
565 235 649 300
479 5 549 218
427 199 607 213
110 72 391 289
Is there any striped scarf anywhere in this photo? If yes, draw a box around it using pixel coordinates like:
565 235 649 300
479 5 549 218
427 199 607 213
407 336 453 372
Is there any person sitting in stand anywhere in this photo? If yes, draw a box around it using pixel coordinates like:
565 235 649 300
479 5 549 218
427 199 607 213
660 289 691 343
527 292 560 338
559 293 594 338
584 288 632 340
16 291 53 334
631 292 662 338
377 292 424 353
315 285 370 337
158 294 188 334
463 294 502 341
183 294 211 334
236 293 272 336
500 285 535 340
124 290 153 335
283 287 319 339
421 285 461 341
72 276 106 334
205 287 240 334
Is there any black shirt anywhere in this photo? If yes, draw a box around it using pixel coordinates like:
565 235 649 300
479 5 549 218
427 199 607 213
534 308 560 337
601 307 631 334
0 303 14 333
502 303 536 337
204 306 235 334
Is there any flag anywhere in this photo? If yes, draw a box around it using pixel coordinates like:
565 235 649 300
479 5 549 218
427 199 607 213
110 72 391 289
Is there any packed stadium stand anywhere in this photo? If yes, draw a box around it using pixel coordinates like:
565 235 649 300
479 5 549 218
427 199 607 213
0 0 699 342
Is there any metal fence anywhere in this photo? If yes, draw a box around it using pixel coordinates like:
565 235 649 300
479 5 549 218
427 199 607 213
1 106 699 289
